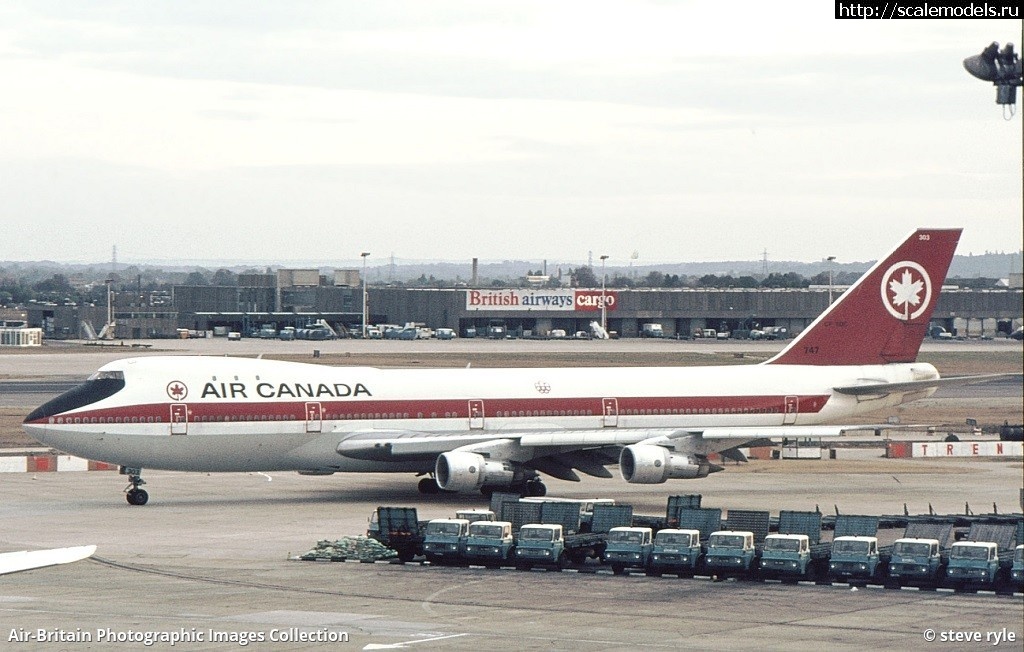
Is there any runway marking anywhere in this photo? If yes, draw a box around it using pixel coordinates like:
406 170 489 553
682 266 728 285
420 578 488 618
364 632 469 649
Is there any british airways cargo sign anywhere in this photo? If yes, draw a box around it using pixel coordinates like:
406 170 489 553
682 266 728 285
465 289 617 312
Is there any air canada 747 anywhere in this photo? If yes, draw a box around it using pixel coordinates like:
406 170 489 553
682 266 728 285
24 228 996 505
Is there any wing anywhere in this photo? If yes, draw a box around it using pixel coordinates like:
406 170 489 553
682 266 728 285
0 545 96 575
336 425 879 481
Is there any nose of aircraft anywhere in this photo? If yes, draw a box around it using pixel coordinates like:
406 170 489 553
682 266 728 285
20 422 50 446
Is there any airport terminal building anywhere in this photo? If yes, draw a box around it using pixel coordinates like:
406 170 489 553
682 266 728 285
22 280 1023 341
371 286 1023 339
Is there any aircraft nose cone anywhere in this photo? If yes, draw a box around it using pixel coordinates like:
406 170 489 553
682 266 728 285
21 423 49 446
964 54 999 81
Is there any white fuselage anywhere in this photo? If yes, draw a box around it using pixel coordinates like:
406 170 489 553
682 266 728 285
23 355 938 473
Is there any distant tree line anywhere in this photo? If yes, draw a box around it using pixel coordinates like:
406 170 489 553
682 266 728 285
0 260 1009 308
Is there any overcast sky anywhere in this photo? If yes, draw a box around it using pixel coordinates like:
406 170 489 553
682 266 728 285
1 2 1021 268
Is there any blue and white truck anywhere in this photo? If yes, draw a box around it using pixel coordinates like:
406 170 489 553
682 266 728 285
827 515 889 584
422 518 470 566
603 526 654 575
513 524 606 571
463 521 515 568
758 511 830 582
704 510 769 578
647 529 703 577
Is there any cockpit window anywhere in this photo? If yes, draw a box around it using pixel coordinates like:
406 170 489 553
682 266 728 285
24 371 127 422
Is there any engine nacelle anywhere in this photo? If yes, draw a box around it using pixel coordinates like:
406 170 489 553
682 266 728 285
435 451 516 493
619 445 709 484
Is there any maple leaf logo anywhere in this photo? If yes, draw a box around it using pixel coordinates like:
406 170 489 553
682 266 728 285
888 269 924 320
166 381 188 401
880 261 932 322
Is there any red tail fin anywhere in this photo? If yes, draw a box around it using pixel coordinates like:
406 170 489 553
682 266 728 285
767 228 962 366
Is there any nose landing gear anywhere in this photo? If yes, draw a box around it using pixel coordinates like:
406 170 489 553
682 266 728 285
121 467 149 505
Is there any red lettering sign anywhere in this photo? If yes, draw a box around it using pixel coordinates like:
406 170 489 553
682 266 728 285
574 290 618 312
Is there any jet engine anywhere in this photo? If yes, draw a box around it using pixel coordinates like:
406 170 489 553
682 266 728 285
619 445 711 483
435 451 516 492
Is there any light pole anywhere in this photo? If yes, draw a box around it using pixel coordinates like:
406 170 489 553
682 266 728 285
599 255 609 332
361 252 370 338
105 277 114 340
827 256 837 304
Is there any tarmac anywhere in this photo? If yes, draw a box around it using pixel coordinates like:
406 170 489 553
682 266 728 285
1 462 1022 651
0 338 1021 650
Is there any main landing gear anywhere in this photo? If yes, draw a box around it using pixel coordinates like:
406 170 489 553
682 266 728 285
522 479 547 497
411 474 548 495
418 477 441 494
121 467 149 505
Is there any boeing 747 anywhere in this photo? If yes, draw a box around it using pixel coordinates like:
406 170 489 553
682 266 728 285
25 228 990 504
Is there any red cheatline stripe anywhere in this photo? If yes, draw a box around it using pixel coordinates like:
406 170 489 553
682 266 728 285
35 394 830 425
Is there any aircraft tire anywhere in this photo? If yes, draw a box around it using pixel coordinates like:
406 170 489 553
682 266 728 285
126 489 149 506
417 478 440 494
525 481 547 497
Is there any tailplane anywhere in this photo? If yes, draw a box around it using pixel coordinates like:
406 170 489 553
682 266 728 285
766 228 962 366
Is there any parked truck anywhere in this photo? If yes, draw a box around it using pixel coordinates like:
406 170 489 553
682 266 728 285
946 540 1011 585
886 539 946 588
647 529 703 577
827 515 890 583
885 521 953 589
514 524 606 571
706 531 758 577
829 536 888 583
603 526 654 575
463 521 516 568
422 518 470 566
641 323 664 338
704 510 769 578
945 521 1019 591
455 509 495 523
758 511 830 582
1011 545 1024 590
370 506 427 563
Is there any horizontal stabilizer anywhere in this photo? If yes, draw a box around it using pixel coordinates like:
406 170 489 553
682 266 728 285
834 373 1021 396
0 545 96 576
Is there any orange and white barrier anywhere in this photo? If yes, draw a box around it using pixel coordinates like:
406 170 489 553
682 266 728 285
0 454 118 473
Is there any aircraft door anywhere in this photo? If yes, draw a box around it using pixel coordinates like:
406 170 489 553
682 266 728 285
783 395 798 425
468 399 484 429
169 403 188 435
602 398 619 427
305 402 323 433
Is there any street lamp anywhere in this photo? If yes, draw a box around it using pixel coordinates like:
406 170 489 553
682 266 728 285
105 277 115 340
599 255 609 332
361 252 370 338
826 256 837 304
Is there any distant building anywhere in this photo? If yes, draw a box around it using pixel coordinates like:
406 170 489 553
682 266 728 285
0 316 42 347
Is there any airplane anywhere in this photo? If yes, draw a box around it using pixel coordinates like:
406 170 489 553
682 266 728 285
23 228 998 505
0 545 96 575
